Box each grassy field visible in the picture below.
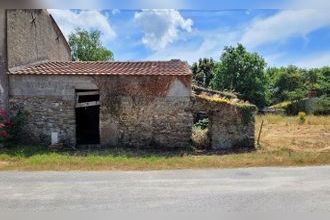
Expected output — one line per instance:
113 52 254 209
0 115 329 171
256 114 330 152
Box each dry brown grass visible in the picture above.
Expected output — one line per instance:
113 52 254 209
0 161 9 169
192 127 209 149
256 114 330 152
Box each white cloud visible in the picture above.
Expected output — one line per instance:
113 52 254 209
134 9 193 51
241 10 330 48
293 52 330 68
112 9 120 15
146 29 239 64
262 51 330 68
48 9 116 43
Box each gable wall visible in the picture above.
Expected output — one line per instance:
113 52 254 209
7 9 71 68
1 9 72 110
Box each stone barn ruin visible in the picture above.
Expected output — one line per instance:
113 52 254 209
1 9 256 150
8 61 193 148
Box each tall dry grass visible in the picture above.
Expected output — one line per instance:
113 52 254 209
192 127 209 149
256 114 330 152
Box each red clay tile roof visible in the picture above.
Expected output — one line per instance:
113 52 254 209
9 60 192 76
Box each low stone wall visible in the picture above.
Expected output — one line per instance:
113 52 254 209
209 107 255 149
192 95 256 150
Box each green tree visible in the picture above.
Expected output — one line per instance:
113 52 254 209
313 67 330 96
68 29 114 61
268 65 307 103
266 65 330 105
211 44 269 107
191 58 215 88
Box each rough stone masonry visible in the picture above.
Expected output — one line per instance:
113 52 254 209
8 61 196 149
8 62 256 150
1 9 256 150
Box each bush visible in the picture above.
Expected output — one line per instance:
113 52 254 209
8 110 28 143
298 112 306 124
192 127 209 149
285 96 330 115
194 118 209 130
285 100 307 115
0 109 11 145
0 109 28 146
313 96 330 115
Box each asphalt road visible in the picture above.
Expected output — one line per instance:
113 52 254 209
0 166 330 212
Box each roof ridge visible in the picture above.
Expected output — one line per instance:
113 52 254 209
8 60 192 76
47 60 186 63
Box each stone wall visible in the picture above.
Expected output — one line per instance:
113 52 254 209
9 75 97 146
7 9 71 68
100 96 192 148
9 75 192 148
96 75 192 148
209 107 255 149
192 95 256 150
0 10 8 110
9 74 255 150
9 96 76 146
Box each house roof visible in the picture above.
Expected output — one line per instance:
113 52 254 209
9 60 192 76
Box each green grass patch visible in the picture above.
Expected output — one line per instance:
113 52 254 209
0 145 329 171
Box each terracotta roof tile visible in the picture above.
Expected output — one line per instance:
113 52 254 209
9 60 192 76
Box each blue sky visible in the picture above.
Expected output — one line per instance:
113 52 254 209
49 9 330 68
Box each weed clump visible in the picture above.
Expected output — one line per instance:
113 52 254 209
298 112 306 124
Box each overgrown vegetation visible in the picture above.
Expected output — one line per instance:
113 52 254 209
192 126 209 149
272 96 330 115
0 109 28 147
194 118 209 130
196 93 257 116
298 112 306 124
314 96 330 115
0 110 10 145
192 44 330 112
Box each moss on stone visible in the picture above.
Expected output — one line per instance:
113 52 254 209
196 94 257 125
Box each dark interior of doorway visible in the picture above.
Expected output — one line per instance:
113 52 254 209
75 89 100 145
76 105 100 145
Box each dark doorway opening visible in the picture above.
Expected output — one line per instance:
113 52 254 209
76 106 100 145
75 90 100 145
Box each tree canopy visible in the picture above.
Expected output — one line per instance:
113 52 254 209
68 29 114 61
191 58 215 88
191 43 330 109
210 44 269 107
266 66 330 103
